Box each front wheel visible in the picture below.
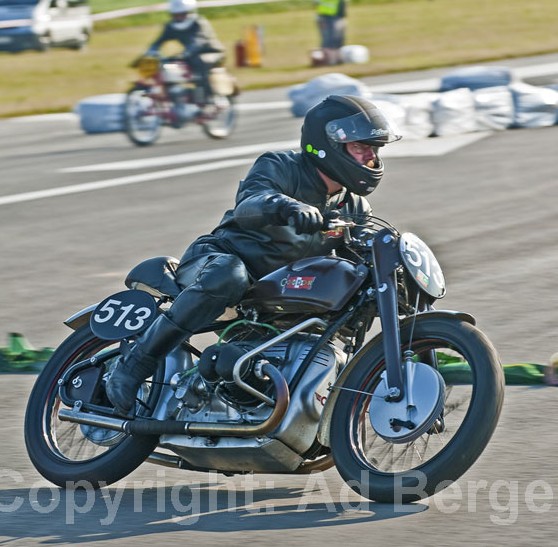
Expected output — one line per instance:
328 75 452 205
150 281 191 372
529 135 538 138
330 316 504 503
201 94 237 139
124 87 162 146
24 325 162 488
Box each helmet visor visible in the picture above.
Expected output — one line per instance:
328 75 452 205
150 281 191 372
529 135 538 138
325 110 402 146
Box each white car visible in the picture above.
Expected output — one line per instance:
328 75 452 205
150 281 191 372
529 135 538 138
0 0 92 52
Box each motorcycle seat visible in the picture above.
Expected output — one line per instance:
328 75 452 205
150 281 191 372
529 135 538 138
125 256 181 299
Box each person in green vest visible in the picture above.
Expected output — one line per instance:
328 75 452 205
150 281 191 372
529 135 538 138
315 0 347 65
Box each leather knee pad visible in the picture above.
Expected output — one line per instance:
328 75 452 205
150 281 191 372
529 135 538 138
167 254 250 331
197 254 250 303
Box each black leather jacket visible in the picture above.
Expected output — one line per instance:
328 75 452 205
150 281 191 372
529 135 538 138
148 15 225 60
191 151 372 280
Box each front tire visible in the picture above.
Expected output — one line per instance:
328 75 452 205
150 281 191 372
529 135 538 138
124 87 162 146
24 325 161 488
330 316 504 503
201 94 237 139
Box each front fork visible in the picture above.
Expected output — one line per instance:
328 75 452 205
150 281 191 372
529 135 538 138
371 229 406 400
371 230 440 402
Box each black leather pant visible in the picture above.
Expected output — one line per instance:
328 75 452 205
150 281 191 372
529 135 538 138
188 56 213 100
168 240 251 335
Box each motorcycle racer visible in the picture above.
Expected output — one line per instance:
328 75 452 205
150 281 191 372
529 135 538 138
106 95 402 414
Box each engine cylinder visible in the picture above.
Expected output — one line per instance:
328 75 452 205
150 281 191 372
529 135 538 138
197 342 270 406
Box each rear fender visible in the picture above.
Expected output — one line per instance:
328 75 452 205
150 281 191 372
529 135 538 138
64 304 98 331
317 310 475 447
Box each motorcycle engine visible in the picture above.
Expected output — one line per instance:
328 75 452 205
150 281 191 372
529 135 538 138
196 341 273 406
172 334 341 415
166 333 342 462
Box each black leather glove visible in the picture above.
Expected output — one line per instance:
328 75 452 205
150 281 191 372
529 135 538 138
280 202 324 235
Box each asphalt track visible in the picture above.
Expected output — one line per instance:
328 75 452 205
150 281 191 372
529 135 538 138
0 54 557 545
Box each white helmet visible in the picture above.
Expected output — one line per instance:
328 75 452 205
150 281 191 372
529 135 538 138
169 0 196 14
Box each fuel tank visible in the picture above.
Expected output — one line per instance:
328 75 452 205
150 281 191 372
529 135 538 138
241 256 368 313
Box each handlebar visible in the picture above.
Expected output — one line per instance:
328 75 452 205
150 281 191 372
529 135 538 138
323 217 356 231
131 53 188 67
321 210 355 231
161 56 189 63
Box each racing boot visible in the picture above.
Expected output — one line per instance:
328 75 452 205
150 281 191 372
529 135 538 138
106 313 190 415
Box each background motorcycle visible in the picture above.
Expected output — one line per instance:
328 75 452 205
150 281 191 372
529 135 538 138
24 216 504 503
124 55 238 146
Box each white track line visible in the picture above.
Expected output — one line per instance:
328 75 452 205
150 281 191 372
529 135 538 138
0 158 254 206
60 140 299 172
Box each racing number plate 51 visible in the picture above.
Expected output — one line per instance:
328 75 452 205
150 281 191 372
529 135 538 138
90 290 157 340
399 232 446 299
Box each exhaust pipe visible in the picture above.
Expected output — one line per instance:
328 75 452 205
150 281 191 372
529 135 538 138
58 363 289 437
146 452 183 468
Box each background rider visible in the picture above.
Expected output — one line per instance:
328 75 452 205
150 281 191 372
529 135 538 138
146 0 226 105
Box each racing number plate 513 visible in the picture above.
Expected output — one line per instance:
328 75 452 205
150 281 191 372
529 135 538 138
90 290 157 340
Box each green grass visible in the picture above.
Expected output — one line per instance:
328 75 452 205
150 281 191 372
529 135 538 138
90 0 165 12
1 0 558 117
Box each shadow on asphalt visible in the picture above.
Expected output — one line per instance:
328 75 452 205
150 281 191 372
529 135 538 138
0 482 427 541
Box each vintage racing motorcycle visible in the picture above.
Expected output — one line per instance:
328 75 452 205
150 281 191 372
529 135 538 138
24 216 504 503
124 55 238 146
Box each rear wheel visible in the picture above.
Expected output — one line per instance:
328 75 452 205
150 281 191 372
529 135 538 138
24 325 162 488
201 94 237 139
330 316 504 503
124 87 162 146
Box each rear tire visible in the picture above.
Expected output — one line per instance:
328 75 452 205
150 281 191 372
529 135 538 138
330 316 504 503
24 325 162 488
124 87 162 146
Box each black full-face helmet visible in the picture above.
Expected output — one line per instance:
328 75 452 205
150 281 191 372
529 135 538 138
301 95 402 196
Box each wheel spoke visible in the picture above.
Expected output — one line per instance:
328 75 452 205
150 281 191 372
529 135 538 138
412 440 426 463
